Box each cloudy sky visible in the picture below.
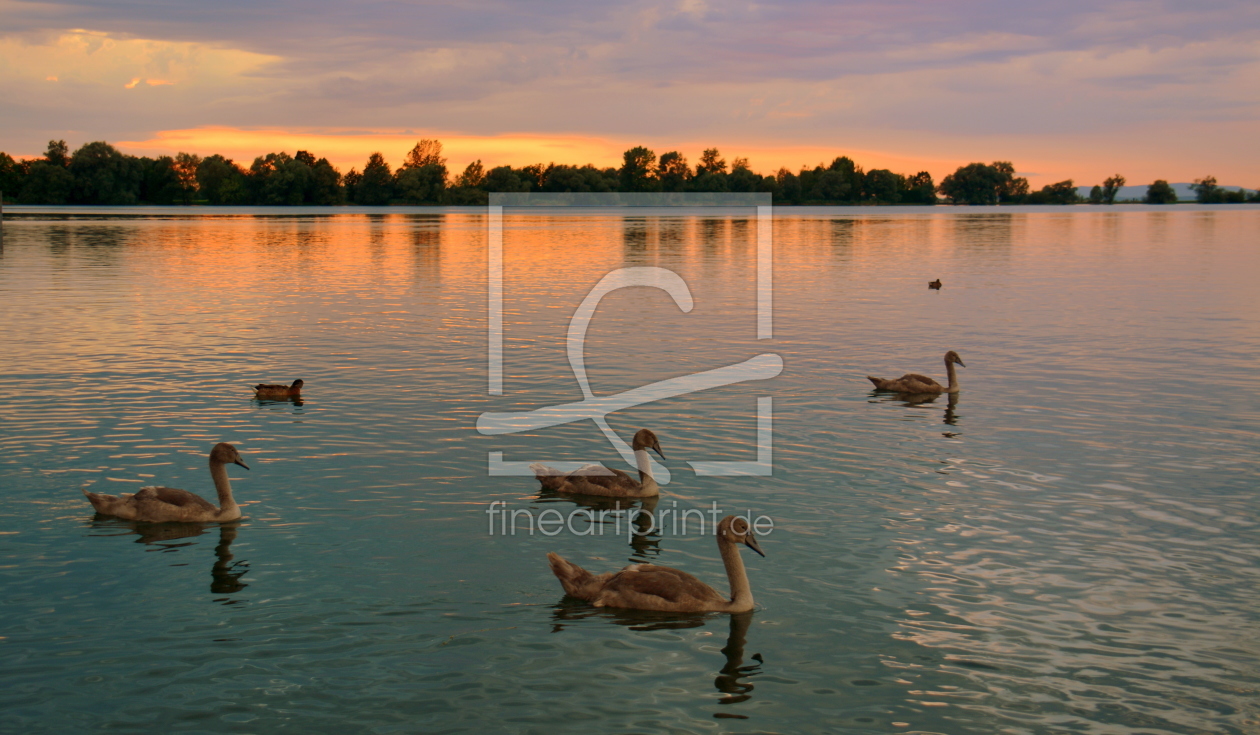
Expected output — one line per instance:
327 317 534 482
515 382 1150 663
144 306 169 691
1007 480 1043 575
2 0 1257 186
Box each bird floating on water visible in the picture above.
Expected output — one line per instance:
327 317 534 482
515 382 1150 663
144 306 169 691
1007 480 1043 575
867 351 966 394
254 379 303 399
547 515 765 612
82 443 250 523
928 279 942 290
530 428 666 498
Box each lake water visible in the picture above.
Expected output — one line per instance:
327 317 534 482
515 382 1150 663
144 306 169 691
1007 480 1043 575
1 204 1257 734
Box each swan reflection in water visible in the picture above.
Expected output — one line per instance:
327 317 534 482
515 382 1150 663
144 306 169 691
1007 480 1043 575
549 604 763 718
535 491 662 562
869 391 960 434
85 518 250 600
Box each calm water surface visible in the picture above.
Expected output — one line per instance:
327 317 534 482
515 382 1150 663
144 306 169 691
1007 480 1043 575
1 205 1258 734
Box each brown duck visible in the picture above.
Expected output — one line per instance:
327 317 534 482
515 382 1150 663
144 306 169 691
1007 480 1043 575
82 443 250 523
530 428 666 498
928 279 942 290
254 379 303 399
547 516 765 612
867 350 966 394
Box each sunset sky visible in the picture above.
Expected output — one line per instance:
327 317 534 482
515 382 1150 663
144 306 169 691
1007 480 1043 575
2 0 1257 187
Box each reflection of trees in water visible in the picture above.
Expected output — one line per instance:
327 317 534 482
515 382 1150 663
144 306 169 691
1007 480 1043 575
45 225 134 267
410 214 443 281
549 604 763 716
950 213 1017 251
622 217 649 256
86 518 249 602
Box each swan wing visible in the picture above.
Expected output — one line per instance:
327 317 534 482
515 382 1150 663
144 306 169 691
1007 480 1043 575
134 486 217 513
579 468 638 493
897 373 941 388
601 565 726 606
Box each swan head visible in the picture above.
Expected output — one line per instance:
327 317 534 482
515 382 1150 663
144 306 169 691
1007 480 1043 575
210 442 250 470
944 351 966 368
718 515 765 557
631 428 666 461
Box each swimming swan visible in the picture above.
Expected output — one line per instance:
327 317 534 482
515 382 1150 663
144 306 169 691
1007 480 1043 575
867 350 965 394
254 379 303 399
547 515 765 613
530 428 666 498
82 443 250 523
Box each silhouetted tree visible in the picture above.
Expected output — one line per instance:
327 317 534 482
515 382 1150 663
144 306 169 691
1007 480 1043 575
1189 176 1219 202
727 157 760 192
696 148 726 176
657 151 690 192
619 146 658 192
70 141 143 204
992 162 1029 202
45 140 70 168
1088 185 1104 204
1026 179 1078 205
396 163 446 204
863 168 903 203
1101 174 1125 204
774 168 801 204
403 140 446 169
249 152 313 205
457 160 485 188
356 152 394 205
939 162 1026 205
482 165 530 192
0 152 23 201
309 158 343 205
901 171 936 204
143 156 184 204
19 161 74 204
1145 180 1178 204
196 155 248 205
172 152 201 204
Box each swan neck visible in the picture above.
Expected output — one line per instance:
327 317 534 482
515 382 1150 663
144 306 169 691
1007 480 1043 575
945 360 960 393
718 534 754 611
209 460 237 517
635 449 659 495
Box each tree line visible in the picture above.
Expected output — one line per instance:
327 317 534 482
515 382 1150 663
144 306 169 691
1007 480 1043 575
1 139 1255 206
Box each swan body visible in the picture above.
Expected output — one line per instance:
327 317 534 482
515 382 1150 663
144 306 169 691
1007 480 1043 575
928 279 942 290
82 443 250 523
868 350 965 394
254 379 303 399
548 516 764 613
531 428 666 498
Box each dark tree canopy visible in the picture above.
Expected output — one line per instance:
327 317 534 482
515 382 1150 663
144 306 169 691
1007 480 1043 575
0 137 1221 207
619 146 658 192
1145 180 1178 204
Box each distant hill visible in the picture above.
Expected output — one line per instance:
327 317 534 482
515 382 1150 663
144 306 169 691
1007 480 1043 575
1074 182 1256 202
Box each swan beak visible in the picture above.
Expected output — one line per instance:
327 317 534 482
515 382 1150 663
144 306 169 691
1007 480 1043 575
235 460 250 470
955 359 966 368
652 444 666 461
744 535 765 557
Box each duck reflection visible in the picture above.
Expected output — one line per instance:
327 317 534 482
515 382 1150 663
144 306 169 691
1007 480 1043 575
549 604 763 715
536 491 661 561
869 391 960 432
252 395 305 408
85 519 249 600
